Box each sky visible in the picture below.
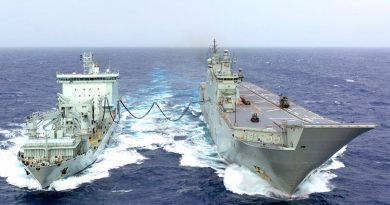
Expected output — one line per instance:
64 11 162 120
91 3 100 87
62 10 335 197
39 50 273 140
0 0 390 47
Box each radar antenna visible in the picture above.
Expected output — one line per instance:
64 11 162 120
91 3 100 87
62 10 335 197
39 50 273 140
81 52 94 74
80 52 100 74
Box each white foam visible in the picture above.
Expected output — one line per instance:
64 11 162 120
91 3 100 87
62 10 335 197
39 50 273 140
189 106 202 116
334 100 342 105
303 100 324 104
293 148 347 198
161 109 349 199
164 141 208 168
0 129 13 138
7 123 23 128
124 133 172 150
0 126 145 191
111 189 133 193
223 164 280 196
0 76 349 197
220 146 348 199
0 128 41 189
18 91 175 190
50 148 144 191
121 95 215 171
0 110 349 197
0 73 176 191
345 79 355 83
144 105 346 199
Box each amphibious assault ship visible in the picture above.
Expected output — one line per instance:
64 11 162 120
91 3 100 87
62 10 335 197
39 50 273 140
17 52 120 188
199 40 377 195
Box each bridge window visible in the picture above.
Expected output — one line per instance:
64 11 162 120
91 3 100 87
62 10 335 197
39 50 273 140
58 77 118 81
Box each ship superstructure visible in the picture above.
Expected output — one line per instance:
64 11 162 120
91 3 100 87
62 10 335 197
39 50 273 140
199 40 377 195
18 52 119 188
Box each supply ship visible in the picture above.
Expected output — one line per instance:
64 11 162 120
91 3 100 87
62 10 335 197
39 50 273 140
17 52 120 188
199 40 377 195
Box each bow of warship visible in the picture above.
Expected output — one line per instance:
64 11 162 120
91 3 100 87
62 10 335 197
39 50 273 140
17 52 120 188
199 40 377 195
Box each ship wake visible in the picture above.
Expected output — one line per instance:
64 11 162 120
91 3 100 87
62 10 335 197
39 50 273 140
0 101 347 197
0 125 145 191
0 67 348 196
116 98 349 199
222 147 346 199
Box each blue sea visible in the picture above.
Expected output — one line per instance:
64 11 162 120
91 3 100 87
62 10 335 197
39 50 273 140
0 48 389 204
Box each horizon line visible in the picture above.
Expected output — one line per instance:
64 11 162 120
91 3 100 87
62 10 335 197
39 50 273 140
1 46 390 49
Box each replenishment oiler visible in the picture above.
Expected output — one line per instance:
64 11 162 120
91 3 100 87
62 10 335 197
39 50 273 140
17 52 119 188
199 40 377 195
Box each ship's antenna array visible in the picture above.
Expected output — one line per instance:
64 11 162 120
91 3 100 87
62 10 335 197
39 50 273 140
80 52 94 74
210 38 218 54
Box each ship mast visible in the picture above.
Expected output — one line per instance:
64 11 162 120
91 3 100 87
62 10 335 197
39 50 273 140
212 39 218 54
81 52 100 74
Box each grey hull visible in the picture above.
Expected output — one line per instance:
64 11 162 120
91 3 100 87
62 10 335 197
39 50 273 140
201 93 373 195
199 46 376 195
18 52 121 189
201 85 373 195
23 121 117 188
231 127 371 194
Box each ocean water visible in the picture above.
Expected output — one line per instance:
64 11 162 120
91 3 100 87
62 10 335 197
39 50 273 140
0 48 389 204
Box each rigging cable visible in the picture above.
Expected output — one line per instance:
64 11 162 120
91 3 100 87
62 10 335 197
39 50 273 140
102 97 205 123
120 100 193 122
120 100 156 120
104 98 120 123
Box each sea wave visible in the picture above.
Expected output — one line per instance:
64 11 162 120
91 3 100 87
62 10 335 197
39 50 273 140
0 124 145 191
116 98 349 199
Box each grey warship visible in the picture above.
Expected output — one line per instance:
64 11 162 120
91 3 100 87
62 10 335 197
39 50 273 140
199 40 377 195
17 52 119 188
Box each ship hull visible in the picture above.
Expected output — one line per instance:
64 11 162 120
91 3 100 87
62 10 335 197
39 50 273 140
201 89 371 195
22 121 117 189
226 128 369 195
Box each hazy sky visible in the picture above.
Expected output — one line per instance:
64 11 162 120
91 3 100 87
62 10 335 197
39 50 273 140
1 0 390 47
